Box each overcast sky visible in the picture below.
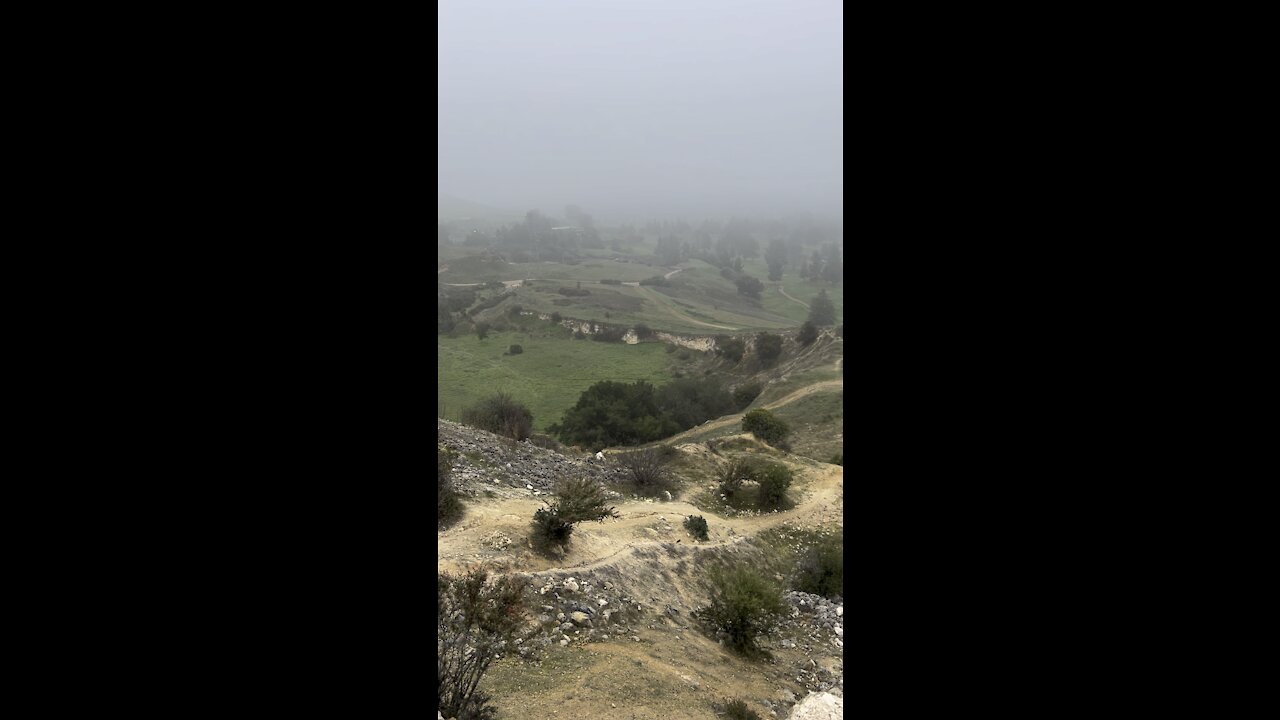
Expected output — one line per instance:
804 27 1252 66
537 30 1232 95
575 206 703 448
438 0 842 223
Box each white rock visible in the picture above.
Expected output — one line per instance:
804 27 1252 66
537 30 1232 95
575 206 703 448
560 639 568 646
786 692 843 720
526 484 533 490
833 626 843 637
564 580 579 592
598 599 608 606
836 607 843 617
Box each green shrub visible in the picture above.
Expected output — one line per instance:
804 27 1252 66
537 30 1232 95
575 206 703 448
507 344 523 355
716 336 745 363
665 344 677 353
550 312 562 323
732 382 762 409
633 323 653 339
724 699 762 720
742 409 790 448
638 275 669 286
438 445 463 529
600 278 622 285
438 569 528 720
755 461 793 510
794 535 843 599
507 304 523 317
461 392 534 441
830 452 842 466
530 476 618 553
474 321 491 340
696 563 786 656
684 515 709 541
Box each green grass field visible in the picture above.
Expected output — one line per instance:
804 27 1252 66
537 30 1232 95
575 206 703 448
437 331 676 432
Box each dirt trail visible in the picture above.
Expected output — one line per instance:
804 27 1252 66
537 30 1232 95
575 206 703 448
656 379 844 445
437 461 842 576
777 284 809 309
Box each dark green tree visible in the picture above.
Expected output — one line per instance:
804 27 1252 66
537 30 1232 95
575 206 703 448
808 290 836 326
765 238 786 281
797 320 819 346
755 332 783 366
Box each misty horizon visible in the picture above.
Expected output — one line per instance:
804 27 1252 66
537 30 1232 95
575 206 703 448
438 0 843 223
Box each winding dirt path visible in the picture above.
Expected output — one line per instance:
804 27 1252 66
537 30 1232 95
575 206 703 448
777 284 809 309
437 460 843 576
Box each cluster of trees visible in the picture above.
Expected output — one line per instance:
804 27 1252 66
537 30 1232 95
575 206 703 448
549 378 740 449
713 332 782 367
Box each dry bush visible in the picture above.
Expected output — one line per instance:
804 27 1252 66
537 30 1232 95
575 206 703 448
438 570 528 720
614 447 676 497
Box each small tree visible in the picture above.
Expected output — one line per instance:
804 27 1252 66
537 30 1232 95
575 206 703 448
475 321 491 340
716 336 745 363
507 344 523 355
742 409 790 448
531 476 618 553
696 563 786 656
438 570 529 720
755 332 783 367
808 290 836 326
797 321 819 346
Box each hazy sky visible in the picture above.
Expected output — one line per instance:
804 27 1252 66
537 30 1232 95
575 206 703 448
438 0 842 222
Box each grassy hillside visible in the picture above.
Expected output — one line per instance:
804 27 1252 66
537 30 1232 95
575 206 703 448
438 330 678 432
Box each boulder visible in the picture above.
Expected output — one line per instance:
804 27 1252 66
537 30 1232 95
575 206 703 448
787 692 843 720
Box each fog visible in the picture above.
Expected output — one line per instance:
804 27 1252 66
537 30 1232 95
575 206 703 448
438 0 843 223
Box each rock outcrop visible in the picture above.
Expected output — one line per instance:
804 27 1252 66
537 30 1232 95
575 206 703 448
787 692 843 720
